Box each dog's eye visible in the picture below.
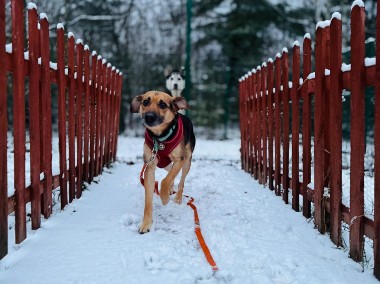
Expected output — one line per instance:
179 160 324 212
170 78 174 80
142 99 149 106
159 101 167 109
178 78 181 81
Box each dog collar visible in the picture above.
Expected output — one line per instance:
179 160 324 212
144 115 184 168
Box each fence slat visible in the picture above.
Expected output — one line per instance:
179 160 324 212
281 50 290 204
291 44 300 212
40 17 53 218
89 53 97 182
57 26 68 209
314 26 328 234
12 0 27 244
113 73 123 159
28 7 41 230
329 16 343 247
267 61 274 190
247 73 253 174
261 65 268 184
251 71 258 178
76 42 84 199
0 0 8 259
67 35 76 202
99 61 106 173
274 56 282 196
256 69 262 183
83 47 90 182
349 5 365 262
302 35 312 219
374 0 380 278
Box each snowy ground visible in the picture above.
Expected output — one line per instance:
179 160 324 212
1 135 378 283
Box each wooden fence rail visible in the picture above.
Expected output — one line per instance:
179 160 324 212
239 2 380 280
0 1 123 259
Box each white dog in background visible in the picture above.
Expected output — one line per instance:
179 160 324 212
166 69 185 98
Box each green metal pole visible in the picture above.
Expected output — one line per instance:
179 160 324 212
184 0 192 104
224 66 231 139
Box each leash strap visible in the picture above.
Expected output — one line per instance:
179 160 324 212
139 164 218 271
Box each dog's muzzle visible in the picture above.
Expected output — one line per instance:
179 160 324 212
142 112 163 127
173 83 178 90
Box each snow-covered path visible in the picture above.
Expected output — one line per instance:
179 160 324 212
0 137 377 283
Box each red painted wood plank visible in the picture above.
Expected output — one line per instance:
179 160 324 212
302 36 312 219
329 16 343 247
67 35 76 202
251 72 257 178
314 26 328 234
108 69 116 163
0 0 8 259
104 65 111 166
281 50 290 204
56 26 68 209
256 69 262 183
76 41 84 199
261 65 268 184
291 44 300 212
349 5 365 263
40 17 53 218
249 72 255 175
267 61 274 190
28 7 41 230
99 61 106 173
95 57 103 176
113 73 123 159
274 56 282 196
83 47 91 183
89 52 97 182
12 0 27 244
374 0 380 279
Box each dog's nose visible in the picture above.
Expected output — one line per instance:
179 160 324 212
143 112 160 127
173 83 178 89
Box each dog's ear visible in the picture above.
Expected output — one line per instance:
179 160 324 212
164 65 173 78
172 96 189 111
130 95 143 113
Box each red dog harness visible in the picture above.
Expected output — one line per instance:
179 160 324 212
144 115 184 168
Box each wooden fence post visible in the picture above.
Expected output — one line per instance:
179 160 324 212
12 0 27 244
256 68 262 183
281 49 290 204
252 71 258 179
57 25 68 209
349 4 365 263
89 52 97 182
67 34 76 202
291 42 300 212
95 56 103 176
40 15 53 218
314 24 329 234
247 72 252 174
83 46 91 182
76 40 84 199
302 34 312 219
274 55 282 196
109 68 117 162
28 6 41 230
267 60 274 190
329 13 343 247
374 0 380 278
261 64 268 184
0 0 8 259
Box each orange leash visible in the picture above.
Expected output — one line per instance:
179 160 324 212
139 164 219 271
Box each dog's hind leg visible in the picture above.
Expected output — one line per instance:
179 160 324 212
174 156 191 204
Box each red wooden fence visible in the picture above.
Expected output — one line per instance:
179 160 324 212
239 2 380 279
0 1 123 259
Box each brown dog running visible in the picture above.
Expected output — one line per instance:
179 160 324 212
130 91 196 233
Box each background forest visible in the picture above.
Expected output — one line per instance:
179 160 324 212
4 0 377 138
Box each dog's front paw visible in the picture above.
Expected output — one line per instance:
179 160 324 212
174 192 182 204
138 220 152 234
